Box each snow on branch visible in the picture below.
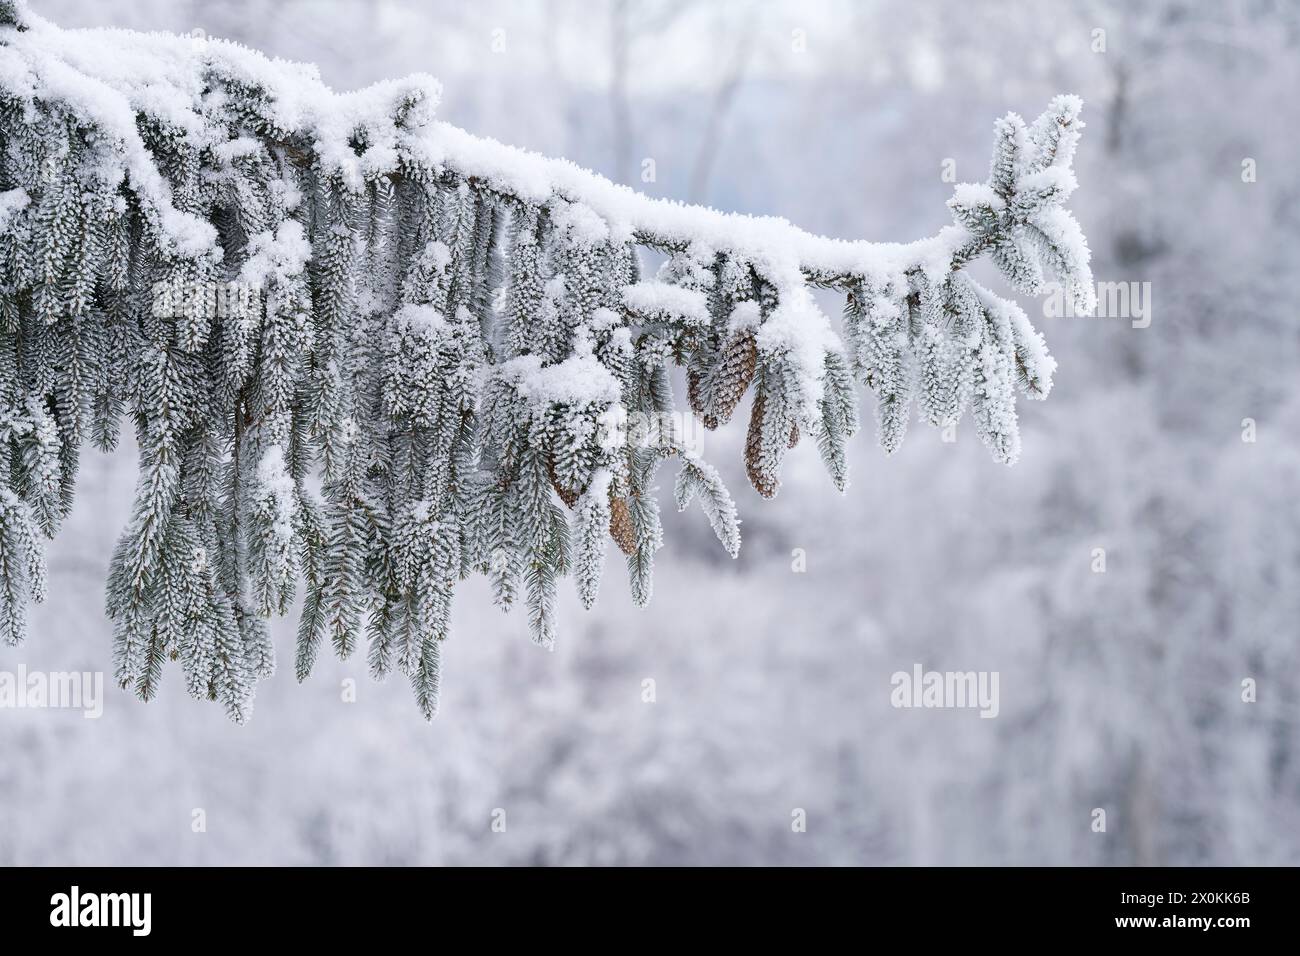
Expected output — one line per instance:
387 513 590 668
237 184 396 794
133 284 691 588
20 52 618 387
0 1 1094 719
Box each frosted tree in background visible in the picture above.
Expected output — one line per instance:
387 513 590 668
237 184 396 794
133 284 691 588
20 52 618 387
0 0 1094 720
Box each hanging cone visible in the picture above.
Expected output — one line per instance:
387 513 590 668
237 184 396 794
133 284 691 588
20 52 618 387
609 495 637 555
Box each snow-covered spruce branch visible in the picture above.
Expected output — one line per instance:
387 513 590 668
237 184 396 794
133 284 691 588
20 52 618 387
0 1 1094 720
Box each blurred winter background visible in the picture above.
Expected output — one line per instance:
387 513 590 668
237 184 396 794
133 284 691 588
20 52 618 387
2 0 1298 865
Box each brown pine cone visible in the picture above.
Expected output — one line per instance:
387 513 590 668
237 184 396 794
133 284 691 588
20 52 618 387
609 495 637 555
706 327 757 429
745 389 778 499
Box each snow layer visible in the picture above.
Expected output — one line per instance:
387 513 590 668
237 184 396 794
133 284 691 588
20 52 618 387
499 353 622 410
0 1 1070 300
620 281 709 325
0 186 27 229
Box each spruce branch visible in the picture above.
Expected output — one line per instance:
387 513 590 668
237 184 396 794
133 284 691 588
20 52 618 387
0 3 1095 719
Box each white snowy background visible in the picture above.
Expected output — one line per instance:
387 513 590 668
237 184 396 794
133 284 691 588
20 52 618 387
2 0 1298 865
